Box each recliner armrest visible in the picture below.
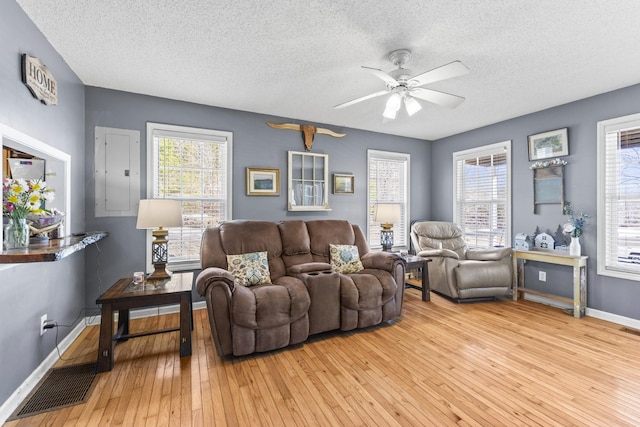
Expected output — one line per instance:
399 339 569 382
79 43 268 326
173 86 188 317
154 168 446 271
465 247 512 261
417 248 460 259
360 251 404 272
196 267 236 296
287 262 332 274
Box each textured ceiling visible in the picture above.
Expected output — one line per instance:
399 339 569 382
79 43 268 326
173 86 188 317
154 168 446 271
16 0 640 141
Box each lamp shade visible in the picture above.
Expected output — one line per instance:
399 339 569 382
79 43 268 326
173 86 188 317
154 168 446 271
136 199 183 229
374 203 401 224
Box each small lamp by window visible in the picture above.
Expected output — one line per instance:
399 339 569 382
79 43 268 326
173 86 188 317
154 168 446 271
375 203 401 252
136 199 183 280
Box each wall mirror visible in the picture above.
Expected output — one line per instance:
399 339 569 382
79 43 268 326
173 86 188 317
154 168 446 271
1 123 70 258
287 151 330 211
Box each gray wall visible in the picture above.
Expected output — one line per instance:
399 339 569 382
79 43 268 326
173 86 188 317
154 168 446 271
0 1 86 405
432 83 640 320
84 87 431 308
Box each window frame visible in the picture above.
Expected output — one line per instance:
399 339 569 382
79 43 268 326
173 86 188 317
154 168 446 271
146 122 233 272
367 149 410 251
452 140 511 249
597 112 640 281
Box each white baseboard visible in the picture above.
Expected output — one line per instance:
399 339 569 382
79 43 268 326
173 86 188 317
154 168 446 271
0 301 206 425
523 294 640 329
585 307 640 329
523 293 572 310
0 319 87 424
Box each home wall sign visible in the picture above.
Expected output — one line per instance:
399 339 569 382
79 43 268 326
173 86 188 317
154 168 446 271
21 54 58 105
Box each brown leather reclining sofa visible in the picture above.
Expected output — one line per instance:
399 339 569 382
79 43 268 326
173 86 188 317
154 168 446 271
196 219 406 357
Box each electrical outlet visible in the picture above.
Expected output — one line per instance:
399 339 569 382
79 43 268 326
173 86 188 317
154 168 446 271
539 271 547 282
40 314 48 336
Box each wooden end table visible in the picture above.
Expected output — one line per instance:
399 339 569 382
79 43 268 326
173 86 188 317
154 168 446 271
96 272 193 372
403 255 432 302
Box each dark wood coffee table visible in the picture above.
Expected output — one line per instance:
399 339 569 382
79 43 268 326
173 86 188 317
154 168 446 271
403 255 432 302
96 272 193 372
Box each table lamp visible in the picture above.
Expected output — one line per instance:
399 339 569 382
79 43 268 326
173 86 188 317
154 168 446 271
375 203 401 252
136 199 183 280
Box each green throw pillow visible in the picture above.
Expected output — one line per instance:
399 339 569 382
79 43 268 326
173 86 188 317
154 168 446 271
329 244 364 273
226 251 272 286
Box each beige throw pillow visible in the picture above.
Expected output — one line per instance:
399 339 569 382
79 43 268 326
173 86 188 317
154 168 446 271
226 251 272 286
329 244 364 273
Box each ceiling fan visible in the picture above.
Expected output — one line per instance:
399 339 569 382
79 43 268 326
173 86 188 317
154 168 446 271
334 49 470 119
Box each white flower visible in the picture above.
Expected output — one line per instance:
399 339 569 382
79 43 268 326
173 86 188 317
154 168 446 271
563 223 575 234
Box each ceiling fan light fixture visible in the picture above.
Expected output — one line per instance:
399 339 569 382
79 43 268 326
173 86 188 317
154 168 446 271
385 92 402 111
382 105 398 120
404 96 422 116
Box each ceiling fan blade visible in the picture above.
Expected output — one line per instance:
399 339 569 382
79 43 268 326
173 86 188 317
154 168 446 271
334 90 389 109
362 66 399 86
408 61 470 87
411 87 466 109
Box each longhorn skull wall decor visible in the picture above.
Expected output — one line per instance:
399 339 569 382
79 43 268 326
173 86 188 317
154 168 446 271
266 122 346 151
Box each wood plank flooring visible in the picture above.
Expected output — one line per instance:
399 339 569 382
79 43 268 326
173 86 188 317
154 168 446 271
6 289 640 426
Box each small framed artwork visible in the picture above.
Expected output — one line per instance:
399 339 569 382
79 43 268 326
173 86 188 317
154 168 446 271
333 173 354 194
528 128 569 161
246 167 280 196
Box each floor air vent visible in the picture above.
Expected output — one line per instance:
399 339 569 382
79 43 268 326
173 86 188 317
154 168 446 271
9 363 97 420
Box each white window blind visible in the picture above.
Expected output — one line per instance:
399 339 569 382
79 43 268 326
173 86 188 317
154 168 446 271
147 122 232 271
453 141 511 248
597 113 640 280
367 150 410 249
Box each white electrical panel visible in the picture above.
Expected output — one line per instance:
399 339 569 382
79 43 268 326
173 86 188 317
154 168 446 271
95 126 140 217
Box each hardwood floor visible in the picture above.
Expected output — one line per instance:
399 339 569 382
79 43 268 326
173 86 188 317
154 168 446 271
6 289 640 426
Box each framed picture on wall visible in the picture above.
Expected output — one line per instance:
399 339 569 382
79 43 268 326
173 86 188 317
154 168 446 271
333 173 354 194
528 128 569 161
246 167 280 196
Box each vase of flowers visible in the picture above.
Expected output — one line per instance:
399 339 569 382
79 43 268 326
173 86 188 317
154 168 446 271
6 217 29 249
2 178 55 249
562 203 589 256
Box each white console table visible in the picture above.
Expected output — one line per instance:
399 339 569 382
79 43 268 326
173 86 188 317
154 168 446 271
513 249 588 318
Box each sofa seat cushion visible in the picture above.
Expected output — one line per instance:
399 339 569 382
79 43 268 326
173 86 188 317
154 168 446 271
231 276 310 330
340 269 398 310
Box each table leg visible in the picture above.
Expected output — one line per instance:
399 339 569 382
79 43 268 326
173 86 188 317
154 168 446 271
179 294 192 357
574 265 586 318
421 262 431 302
116 309 129 341
97 303 114 372
513 257 519 301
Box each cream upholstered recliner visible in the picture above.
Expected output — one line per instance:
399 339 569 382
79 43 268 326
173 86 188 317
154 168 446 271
410 221 513 302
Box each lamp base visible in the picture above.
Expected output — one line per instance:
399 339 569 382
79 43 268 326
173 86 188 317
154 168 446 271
147 264 172 281
380 229 394 252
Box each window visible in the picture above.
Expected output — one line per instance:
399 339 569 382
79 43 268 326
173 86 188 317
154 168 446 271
367 150 410 250
147 123 232 271
597 113 640 280
453 141 511 248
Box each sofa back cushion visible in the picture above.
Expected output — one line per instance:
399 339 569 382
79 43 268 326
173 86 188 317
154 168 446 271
279 220 314 268
305 220 369 263
204 220 287 280
411 221 467 258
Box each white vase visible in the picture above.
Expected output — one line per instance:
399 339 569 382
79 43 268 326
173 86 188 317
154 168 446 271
569 236 581 256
